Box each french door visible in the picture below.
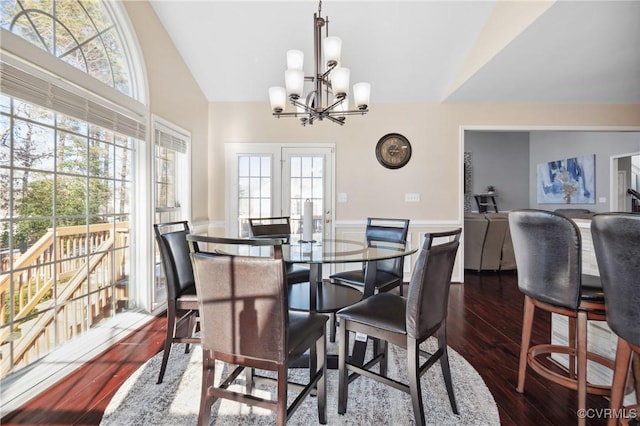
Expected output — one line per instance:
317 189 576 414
226 143 335 241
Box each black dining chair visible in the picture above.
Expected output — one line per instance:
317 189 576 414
248 216 310 285
336 229 461 426
330 217 410 295
186 235 328 426
591 213 640 426
509 209 612 426
153 221 200 384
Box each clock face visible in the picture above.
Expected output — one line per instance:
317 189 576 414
375 133 412 169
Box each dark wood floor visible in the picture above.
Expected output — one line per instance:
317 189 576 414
4 271 612 425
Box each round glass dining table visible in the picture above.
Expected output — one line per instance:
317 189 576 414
286 236 417 367
283 236 416 304
205 235 417 367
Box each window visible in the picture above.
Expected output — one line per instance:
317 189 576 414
152 117 190 309
0 0 147 381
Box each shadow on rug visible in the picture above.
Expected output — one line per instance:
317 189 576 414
101 338 499 425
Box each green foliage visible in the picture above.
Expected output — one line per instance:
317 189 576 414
14 175 111 246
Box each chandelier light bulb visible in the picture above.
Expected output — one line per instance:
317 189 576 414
323 36 342 67
286 49 304 70
285 69 304 99
268 86 287 113
330 67 350 98
353 82 371 110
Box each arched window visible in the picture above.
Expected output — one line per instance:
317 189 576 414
0 0 147 386
2 0 139 98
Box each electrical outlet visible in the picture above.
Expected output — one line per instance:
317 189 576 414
405 193 420 202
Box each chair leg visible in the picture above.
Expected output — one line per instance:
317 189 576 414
517 296 535 393
577 311 587 426
380 339 389 376
157 304 176 384
309 330 318 397
276 364 287 426
198 353 215 426
438 329 459 414
338 318 349 415
329 313 336 343
246 368 254 394
317 332 327 424
608 339 632 426
185 312 196 354
408 338 425 426
568 316 577 379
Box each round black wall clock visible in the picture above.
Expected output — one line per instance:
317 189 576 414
375 133 412 169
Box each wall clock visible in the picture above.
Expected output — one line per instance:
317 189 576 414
375 133 412 169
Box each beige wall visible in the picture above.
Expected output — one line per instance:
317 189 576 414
209 102 640 225
121 2 639 281
121 2 640 235
123 1 209 223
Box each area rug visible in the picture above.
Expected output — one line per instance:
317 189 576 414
101 338 499 425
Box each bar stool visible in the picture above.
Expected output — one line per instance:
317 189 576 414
591 213 640 426
508 209 613 426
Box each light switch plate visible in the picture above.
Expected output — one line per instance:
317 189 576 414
338 193 348 203
405 193 420 202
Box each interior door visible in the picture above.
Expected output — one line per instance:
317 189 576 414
226 143 334 240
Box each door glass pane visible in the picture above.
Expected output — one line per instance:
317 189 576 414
289 155 324 241
237 155 272 237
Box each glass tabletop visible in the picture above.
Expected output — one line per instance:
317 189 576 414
204 235 416 264
284 237 416 264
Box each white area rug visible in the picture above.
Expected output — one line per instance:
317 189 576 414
101 338 499 425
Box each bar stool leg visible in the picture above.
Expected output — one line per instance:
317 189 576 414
608 339 632 426
569 316 577 380
517 296 535 393
577 311 588 426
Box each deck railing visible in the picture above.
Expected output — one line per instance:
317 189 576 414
0 223 129 377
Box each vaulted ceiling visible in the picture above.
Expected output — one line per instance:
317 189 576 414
149 0 640 105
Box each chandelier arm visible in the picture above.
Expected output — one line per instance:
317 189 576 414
327 109 368 116
289 97 312 113
272 112 310 117
325 115 345 125
319 63 337 81
316 96 345 114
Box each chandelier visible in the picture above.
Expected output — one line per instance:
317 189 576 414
268 1 370 126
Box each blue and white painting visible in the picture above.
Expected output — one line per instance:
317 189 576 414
537 154 595 204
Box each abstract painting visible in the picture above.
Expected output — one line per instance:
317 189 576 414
537 154 595 204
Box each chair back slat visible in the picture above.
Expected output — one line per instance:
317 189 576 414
591 213 640 346
365 218 410 277
154 221 195 300
508 209 582 310
248 217 292 238
406 229 460 340
188 236 288 364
